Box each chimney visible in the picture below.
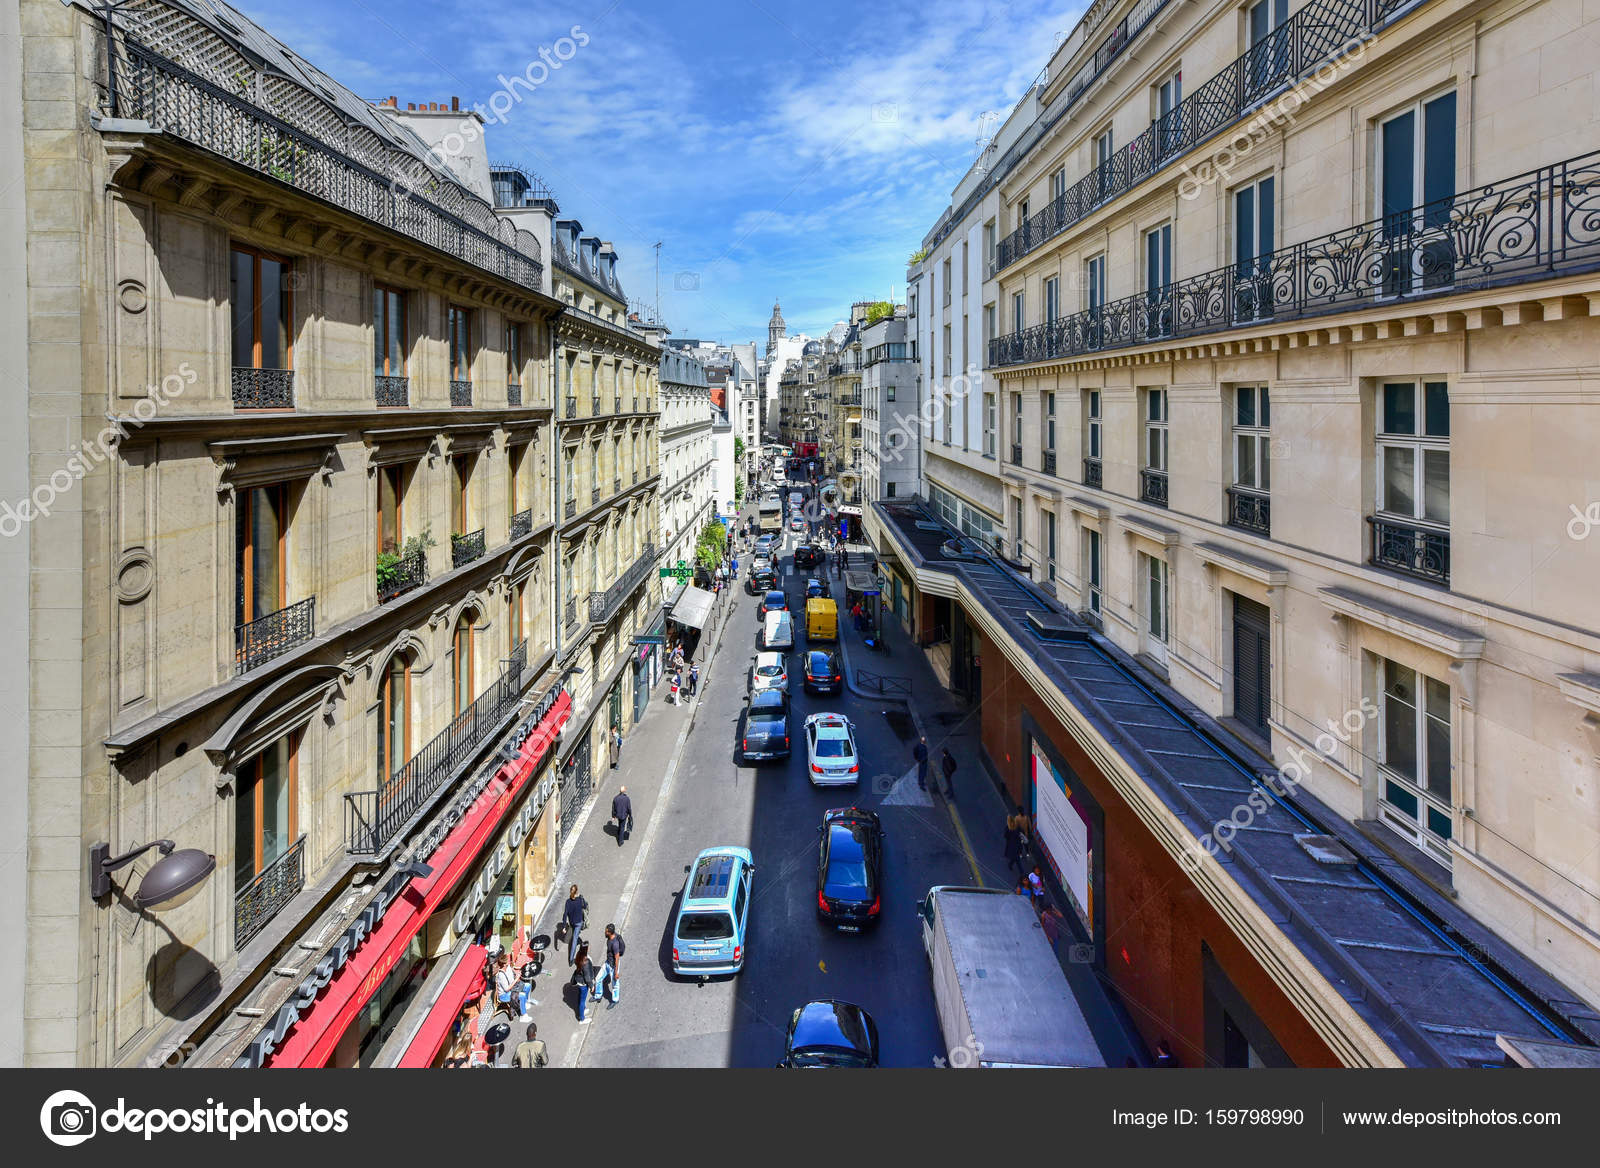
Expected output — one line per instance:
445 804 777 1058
407 102 416 110
451 96 460 111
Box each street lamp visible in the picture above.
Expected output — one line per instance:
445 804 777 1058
88 839 215 910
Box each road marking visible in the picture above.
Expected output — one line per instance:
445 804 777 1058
879 763 934 807
947 801 984 888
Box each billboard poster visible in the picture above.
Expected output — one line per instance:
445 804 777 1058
1031 739 1093 938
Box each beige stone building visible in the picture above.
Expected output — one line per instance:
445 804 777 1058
879 0 1600 1064
2 0 659 1068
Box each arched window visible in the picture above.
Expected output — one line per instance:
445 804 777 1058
452 611 477 715
379 652 412 779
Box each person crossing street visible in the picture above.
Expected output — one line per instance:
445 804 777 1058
591 924 625 1008
610 785 633 847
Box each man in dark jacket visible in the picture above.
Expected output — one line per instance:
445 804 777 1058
611 786 633 847
913 736 929 791
940 747 958 800
562 885 588 964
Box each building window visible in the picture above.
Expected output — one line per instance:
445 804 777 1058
1011 392 1023 450
1012 497 1024 559
1246 0 1289 95
452 454 474 534
1017 198 1030 231
1044 509 1057 581
886 481 898 498
1233 386 1271 490
1155 69 1182 156
1233 176 1276 320
1083 527 1102 615
448 305 473 383
235 730 299 898
983 392 996 456
1379 91 1457 296
1377 657 1453 863
1143 388 1168 472
984 221 996 265
943 258 952 305
1093 127 1114 199
377 464 408 554
452 610 476 717
1044 276 1059 324
1050 167 1066 202
1085 255 1106 313
1373 380 1450 580
1143 553 1170 651
1085 389 1102 461
231 246 293 373
236 483 288 631
374 285 407 378
506 322 523 389
1145 223 1173 336
984 304 996 348
1012 291 1025 331
1044 392 1056 452
378 653 412 780
887 382 896 402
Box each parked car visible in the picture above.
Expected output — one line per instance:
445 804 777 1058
779 1000 880 1068
672 847 754 978
802 650 843 695
751 651 789 695
741 689 790 762
803 712 859 786
759 589 789 618
793 544 823 569
816 807 883 931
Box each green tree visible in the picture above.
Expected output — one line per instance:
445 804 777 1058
908 246 930 265
864 300 894 325
694 520 728 572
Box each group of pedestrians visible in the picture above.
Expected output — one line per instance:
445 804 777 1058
667 642 700 706
912 734 959 800
558 884 627 1026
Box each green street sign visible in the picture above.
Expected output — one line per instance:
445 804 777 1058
660 559 692 582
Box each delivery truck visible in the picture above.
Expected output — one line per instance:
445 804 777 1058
917 885 1105 1067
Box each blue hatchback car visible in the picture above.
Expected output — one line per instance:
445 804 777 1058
672 847 755 978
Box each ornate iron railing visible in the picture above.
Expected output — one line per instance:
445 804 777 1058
991 148 1600 367
1227 487 1272 536
450 379 473 407
374 374 409 407
1043 450 1057 476
1083 457 1103 488
507 381 522 407
377 547 427 602
451 528 485 567
232 366 294 409
588 542 659 626
1140 468 1169 508
234 834 305 950
994 0 1424 274
510 508 533 540
1368 515 1450 585
234 596 316 674
111 43 542 291
345 641 528 854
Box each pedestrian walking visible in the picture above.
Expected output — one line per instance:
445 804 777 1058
611 785 633 846
561 884 588 965
493 952 530 1020
914 736 929 791
1003 816 1028 879
512 1022 548 1068
572 944 596 1023
591 924 625 1007
940 746 958 800
689 663 700 697
1026 863 1046 910
670 670 681 705
1039 904 1067 957
609 722 622 769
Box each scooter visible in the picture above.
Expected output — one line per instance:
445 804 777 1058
862 632 890 654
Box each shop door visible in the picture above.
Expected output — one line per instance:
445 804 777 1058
1232 594 1272 739
559 729 594 846
608 682 623 735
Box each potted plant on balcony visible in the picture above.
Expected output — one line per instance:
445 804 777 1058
376 530 435 592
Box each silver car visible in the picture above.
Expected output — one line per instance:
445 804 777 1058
751 651 789 695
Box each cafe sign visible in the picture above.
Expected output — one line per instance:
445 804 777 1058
451 773 555 936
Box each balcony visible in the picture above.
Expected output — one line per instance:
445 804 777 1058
1083 457 1103 488
233 834 305 950
510 508 533 540
234 596 316 675
1043 450 1057 476
450 379 472 407
345 642 530 855
566 394 578 419
1368 515 1450 586
864 341 917 366
507 381 522 407
377 547 427 603
989 148 1600 368
232 367 294 409
1140 468 1169 508
588 542 659 626
451 528 485 567
375 374 409 407
1227 487 1271 536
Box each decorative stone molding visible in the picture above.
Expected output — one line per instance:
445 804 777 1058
114 549 155 604
207 433 343 499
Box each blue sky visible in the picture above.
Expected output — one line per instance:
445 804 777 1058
236 0 1081 344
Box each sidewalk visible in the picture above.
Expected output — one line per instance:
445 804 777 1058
833 546 1149 1067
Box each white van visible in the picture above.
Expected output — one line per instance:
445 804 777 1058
762 609 794 651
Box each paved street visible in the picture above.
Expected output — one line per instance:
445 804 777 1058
533 523 976 1067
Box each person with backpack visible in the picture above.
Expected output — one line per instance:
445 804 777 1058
591 924 625 1008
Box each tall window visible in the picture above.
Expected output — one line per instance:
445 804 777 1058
983 392 996 457
1380 92 1457 295
1011 392 1022 454
231 246 293 371
1377 658 1453 862
1083 528 1102 616
1093 127 1114 199
1377 380 1450 528
1085 255 1107 313
984 304 996 348
1012 497 1024 559
1016 198 1030 231
1233 386 1271 491
1043 392 1056 452
984 221 996 265
1155 69 1182 156
1246 0 1289 94
235 731 299 893
236 484 287 631
1044 509 1057 581
942 258 952 305
1012 291 1025 331
1143 553 1170 651
1050 167 1066 203
1233 176 1276 320
1084 390 1102 463
512 580 527 645
374 285 406 378
452 611 476 716
506 322 523 389
1044 277 1059 324
508 442 527 518
377 464 407 554
452 454 473 534
1145 224 1173 336
448 305 473 383
378 653 411 779
1143 388 1168 473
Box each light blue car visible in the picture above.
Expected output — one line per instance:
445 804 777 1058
672 847 755 978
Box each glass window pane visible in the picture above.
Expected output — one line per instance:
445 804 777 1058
1260 440 1271 491
1236 435 1257 487
1235 187 1255 268
234 768 258 888
260 737 293 866
249 486 283 618
231 251 255 367
1237 387 1255 427
1260 386 1270 427
259 257 286 369
1425 714 1451 801
1384 662 1418 780
1382 382 1415 435
373 288 384 375
1423 450 1450 524
1259 178 1274 254
1426 805 1452 841
1384 779 1419 820
1382 446 1415 515
1424 381 1449 436
1089 422 1101 458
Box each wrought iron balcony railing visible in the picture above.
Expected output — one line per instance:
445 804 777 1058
990 148 1600 368
1140 468 1169 508
1227 487 1272 536
377 548 427 603
993 0 1423 275
110 42 543 292
234 834 305 950
375 374 409 407
1043 450 1057 476
588 542 659 626
1368 515 1450 586
345 641 529 854
232 366 294 409
1083 457 1103 488
510 508 533 540
507 381 522 407
450 379 473 407
234 596 316 675
451 528 485 567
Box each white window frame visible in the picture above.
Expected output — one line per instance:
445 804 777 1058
1376 380 1450 528
1376 656 1454 864
1083 526 1102 616
1043 391 1056 452
1142 552 1170 659
1085 255 1106 312
1085 389 1102 463
983 392 996 457
1232 385 1271 491
1012 291 1025 331
1044 276 1059 324
1143 388 1169 473
1044 508 1057 581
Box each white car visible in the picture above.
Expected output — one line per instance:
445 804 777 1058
804 713 859 786
751 651 789 695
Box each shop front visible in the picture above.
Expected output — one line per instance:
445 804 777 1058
633 612 665 722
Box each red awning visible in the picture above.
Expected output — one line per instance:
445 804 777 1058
265 690 571 1067
396 943 487 1068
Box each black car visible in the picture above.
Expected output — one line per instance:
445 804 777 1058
816 808 883 931
742 689 790 762
779 1000 880 1068
802 650 843 695
794 544 823 569
759 590 789 618
748 559 776 593
804 577 829 600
